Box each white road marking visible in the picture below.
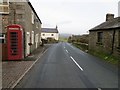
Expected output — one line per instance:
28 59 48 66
98 88 102 90
11 48 48 88
70 56 83 71
66 50 69 53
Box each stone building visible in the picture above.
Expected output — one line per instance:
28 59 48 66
89 14 120 57
0 0 10 60
0 0 42 60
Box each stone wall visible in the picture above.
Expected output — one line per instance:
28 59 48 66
1 1 42 60
70 34 89 44
89 29 120 57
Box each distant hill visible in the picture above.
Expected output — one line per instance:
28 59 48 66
59 33 72 42
59 33 72 38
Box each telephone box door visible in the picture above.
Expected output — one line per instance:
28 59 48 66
7 25 24 60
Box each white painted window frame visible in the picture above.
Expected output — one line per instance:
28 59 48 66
31 11 34 24
35 34 38 43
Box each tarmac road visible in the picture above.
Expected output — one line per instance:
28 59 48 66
15 42 118 88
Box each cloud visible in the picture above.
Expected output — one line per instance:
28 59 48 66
57 21 73 25
118 1 120 16
36 0 119 3
30 0 118 34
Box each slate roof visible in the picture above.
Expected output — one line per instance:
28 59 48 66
41 28 59 33
89 17 120 31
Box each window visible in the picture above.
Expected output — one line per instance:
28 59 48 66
0 33 5 43
31 11 34 24
42 34 45 36
97 32 103 43
0 4 9 14
51 34 54 36
35 18 39 28
3 0 9 5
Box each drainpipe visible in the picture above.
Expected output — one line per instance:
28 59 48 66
111 30 115 54
13 9 16 24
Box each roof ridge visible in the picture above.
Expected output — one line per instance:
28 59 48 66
89 16 120 31
41 28 59 33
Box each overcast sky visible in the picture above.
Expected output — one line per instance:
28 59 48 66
29 0 119 35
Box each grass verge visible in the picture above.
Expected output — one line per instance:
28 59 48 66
72 43 119 66
72 43 88 52
89 50 119 66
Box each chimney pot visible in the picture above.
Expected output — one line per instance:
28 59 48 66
106 13 114 21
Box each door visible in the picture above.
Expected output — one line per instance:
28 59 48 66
8 31 22 60
26 32 30 56
35 34 38 48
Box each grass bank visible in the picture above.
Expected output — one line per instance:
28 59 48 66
72 42 88 52
72 42 119 66
89 50 119 66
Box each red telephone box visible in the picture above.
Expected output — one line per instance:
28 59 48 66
7 24 24 60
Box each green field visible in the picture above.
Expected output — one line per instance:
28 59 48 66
59 37 68 42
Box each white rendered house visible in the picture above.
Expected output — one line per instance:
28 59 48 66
41 26 59 41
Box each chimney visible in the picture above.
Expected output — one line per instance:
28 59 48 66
56 25 58 29
106 13 114 21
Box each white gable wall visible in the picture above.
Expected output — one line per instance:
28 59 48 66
41 32 59 40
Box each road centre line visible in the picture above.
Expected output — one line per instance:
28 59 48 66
70 56 83 71
98 88 102 90
66 50 69 53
